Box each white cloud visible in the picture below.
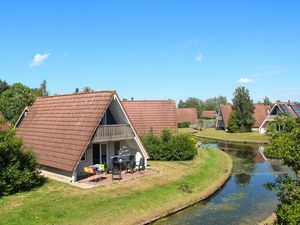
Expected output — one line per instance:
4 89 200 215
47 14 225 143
238 77 255 84
29 53 50 67
195 53 203 62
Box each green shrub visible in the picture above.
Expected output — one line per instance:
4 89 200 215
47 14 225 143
0 123 44 196
178 121 191 128
141 129 198 161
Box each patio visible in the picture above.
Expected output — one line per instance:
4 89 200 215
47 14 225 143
78 169 153 186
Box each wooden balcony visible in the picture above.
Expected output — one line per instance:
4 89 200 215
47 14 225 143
92 124 135 142
266 115 278 121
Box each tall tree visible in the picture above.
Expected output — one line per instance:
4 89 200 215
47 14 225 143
265 115 300 224
0 79 10 96
263 96 273 106
228 86 255 132
74 88 79 94
0 83 36 123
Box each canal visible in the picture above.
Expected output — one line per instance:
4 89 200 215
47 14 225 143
154 141 292 225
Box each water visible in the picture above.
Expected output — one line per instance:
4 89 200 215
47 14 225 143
154 141 292 225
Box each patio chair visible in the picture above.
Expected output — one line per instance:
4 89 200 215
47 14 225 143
126 155 136 174
137 158 145 172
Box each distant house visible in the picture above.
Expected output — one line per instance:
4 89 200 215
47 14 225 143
216 104 269 131
259 101 300 134
122 100 177 136
201 110 217 119
0 112 9 131
15 91 148 182
176 108 198 127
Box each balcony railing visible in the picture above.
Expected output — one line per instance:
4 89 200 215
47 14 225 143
92 124 135 142
266 115 278 121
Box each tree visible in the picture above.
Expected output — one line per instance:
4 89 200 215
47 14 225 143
82 86 94 93
228 87 255 133
31 80 49 97
265 115 300 224
74 88 79 94
0 122 44 196
178 97 204 118
0 79 10 96
263 96 273 106
0 83 36 123
204 96 227 111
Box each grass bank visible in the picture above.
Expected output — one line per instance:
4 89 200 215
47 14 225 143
181 128 270 144
0 148 232 225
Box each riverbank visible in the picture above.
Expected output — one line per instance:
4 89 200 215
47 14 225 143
180 128 270 144
0 148 232 225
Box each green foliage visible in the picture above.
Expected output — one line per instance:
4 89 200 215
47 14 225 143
178 121 191 128
0 79 10 95
227 111 239 133
0 83 36 123
82 86 94 93
265 175 300 225
178 98 204 118
265 115 300 224
141 129 198 161
265 115 300 173
0 123 44 196
263 96 273 106
31 80 49 97
228 87 255 133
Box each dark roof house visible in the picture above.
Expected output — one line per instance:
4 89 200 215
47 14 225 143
259 101 300 134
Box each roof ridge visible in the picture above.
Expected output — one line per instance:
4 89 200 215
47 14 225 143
122 99 175 102
37 90 116 99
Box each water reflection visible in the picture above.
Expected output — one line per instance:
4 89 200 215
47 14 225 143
154 141 291 225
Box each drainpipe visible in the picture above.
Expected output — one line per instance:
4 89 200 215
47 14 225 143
71 171 77 183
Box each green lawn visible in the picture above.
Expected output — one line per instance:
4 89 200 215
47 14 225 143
0 148 231 225
180 128 270 144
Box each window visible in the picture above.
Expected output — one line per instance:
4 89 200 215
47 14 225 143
114 141 121 155
80 152 86 162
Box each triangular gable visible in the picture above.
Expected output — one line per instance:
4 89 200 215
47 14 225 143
16 91 116 172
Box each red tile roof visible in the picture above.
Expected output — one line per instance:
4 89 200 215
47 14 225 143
219 105 232 129
253 105 270 128
219 104 270 129
176 108 198 125
201 110 216 119
122 100 177 135
16 91 115 172
0 112 9 131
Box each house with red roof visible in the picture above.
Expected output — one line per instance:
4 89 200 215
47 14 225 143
216 104 270 131
176 108 198 127
15 91 148 182
201 110 217 119
0 112 9 131
122 100 177 135
259 101 300 134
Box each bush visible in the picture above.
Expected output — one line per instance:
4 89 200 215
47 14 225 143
0 123 44 196
178 121 191 128
141 129 198 161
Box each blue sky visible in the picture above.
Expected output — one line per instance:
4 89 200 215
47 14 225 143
0 1 299 103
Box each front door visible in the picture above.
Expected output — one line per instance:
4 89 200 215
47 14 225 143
92 143 108 166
